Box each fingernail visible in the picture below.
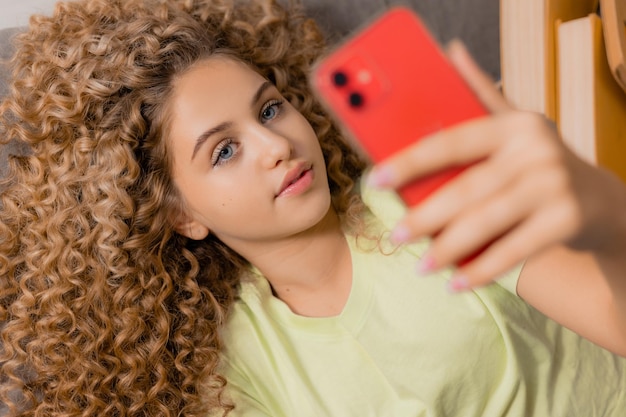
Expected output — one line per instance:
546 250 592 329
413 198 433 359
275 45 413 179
446 38 467 54
416 253 436 274
390 225 411 244
447 274 470 293
367 165 394 188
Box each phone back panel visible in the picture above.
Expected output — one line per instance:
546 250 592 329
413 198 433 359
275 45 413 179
311 7 488 207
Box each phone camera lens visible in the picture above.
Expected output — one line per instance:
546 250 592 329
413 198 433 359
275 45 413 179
348 92 364 108
332 71 348 87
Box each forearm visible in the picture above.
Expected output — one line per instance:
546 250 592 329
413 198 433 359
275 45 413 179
519 168 626 357
593 171 626 348
590 247 626 357
519 246 626 357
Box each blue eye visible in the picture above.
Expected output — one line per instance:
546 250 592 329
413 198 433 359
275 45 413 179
262 106 276 120
219 144 234 159
260 99 283 122
212 139 238 166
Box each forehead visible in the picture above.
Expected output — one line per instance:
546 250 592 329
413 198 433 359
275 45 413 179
169 57 267 123
172 56 265 99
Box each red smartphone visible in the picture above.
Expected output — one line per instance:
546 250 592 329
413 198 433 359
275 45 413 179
310 7 488 207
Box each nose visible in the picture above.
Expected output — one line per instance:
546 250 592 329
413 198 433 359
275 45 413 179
254 126 292 169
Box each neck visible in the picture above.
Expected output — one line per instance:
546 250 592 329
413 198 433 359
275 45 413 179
243 208 353 317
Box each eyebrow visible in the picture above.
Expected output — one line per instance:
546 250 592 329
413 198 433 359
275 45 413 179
190 80 275 161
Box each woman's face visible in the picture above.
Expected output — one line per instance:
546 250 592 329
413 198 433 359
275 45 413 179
167 57 332 254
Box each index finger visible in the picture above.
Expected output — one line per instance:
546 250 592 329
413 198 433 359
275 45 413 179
445 40 512 114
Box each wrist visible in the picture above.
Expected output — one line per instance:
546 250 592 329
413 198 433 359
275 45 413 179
590 168 626 261
606 173 626 253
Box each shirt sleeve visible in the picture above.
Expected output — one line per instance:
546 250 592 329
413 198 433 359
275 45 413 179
495 262 525 296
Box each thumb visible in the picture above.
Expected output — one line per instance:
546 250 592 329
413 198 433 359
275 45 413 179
446 39 512 114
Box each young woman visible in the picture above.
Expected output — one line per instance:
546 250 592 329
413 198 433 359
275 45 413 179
0 0 624 416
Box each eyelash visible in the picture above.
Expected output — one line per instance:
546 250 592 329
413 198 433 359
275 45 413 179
260 99 284 123
211 138 238 167
210 98 285 167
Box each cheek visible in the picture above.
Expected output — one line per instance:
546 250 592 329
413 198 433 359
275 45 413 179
213 196 244 211
298 123 324 156
176 176 245 222
200 181 265 216
193 195 247 233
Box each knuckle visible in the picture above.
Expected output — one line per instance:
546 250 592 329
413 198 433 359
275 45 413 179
558 198 585 231
544 165 572 191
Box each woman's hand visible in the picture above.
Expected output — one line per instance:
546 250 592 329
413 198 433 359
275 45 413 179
368 40 626 291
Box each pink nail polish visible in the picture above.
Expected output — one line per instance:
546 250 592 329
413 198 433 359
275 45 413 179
447 275 470 293
367 166 394 188
390 225 411 244
416 254 436 274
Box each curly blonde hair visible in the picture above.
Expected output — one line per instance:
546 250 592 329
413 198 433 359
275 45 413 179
0 0 366 416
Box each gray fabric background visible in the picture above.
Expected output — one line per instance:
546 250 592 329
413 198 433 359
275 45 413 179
303 0 500 79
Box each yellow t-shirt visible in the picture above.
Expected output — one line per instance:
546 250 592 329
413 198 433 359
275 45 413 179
217 187 626 416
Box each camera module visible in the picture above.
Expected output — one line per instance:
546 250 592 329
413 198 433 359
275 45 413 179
348 92 364 108
332 71 348 87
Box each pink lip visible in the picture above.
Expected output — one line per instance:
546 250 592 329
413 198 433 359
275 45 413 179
276 163 314 198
